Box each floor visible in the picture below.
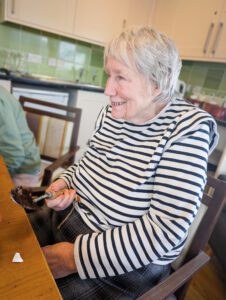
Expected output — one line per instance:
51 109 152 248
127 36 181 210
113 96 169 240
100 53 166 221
185 256 226 300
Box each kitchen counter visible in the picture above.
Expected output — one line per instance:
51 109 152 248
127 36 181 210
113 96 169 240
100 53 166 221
0 72 105 93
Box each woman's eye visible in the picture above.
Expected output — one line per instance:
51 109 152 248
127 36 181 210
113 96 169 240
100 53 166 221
117 75 126 81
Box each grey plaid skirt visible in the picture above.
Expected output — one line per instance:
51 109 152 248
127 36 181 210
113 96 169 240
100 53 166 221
28 205 170 300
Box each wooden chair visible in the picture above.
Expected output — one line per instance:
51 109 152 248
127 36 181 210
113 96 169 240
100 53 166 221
215 145 226 178
138 175 226 300
19 96 82 186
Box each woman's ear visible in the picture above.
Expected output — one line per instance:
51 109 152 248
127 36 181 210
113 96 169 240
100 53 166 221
153 86 161 97
148 84 160 98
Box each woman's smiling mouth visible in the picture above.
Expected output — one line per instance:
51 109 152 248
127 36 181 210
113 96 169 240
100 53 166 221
111 101 126 107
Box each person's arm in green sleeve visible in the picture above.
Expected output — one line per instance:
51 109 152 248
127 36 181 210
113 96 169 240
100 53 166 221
0 102 26 176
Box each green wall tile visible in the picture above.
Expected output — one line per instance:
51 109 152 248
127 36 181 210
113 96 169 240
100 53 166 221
182 60 194 67
72 64 83 81
39 57 56 77
203 69 224 89
101 71 108 88
3 22 225 91
27 61 40 75
41 32 60 58
75 43 91 67
0 23 21 50
90 45 104 68
55 61 74 81
218 72 226 92
0 23 105 85
21 26 42 54
0 49 6 67
202 62 226 69
180 60 226 102
86 66 102 85
188 66 208 86
179 65 191 82
77 67 88 83
58 38 76 62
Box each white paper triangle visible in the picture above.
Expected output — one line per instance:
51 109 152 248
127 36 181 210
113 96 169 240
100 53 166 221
12 252 24 263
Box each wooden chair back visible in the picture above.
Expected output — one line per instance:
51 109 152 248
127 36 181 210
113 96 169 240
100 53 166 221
139 175 226 300
19 96 82 185
184 175 226 262
215 145 226 178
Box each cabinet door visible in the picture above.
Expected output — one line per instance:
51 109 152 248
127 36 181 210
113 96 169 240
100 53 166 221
213 1 226 60
73 0 130 45
126 0 155 28
5 0 76 35
172 0 224 60
151 0 224 61
149 0 178 38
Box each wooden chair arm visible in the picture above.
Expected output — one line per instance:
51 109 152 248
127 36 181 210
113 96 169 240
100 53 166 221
41 146 79 186
46 147 79 172
138 251 210 300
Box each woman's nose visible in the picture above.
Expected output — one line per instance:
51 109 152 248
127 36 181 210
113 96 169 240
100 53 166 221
105 78 116 96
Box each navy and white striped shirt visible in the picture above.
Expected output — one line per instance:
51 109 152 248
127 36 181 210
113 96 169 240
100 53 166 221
60 98 218 279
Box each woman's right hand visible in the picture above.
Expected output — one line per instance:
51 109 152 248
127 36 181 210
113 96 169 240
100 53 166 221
45 179 76 211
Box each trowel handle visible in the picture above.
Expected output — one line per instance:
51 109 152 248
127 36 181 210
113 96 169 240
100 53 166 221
48 189 81 202
47 189 67 199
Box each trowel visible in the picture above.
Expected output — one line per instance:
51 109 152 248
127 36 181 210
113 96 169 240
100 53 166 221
10 186 66 211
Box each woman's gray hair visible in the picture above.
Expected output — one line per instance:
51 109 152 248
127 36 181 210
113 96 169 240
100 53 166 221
104 26 182 102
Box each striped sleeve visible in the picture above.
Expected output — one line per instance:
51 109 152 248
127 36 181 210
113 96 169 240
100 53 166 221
74 119 216 279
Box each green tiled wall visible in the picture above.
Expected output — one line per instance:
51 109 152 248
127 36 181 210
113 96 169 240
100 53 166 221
1 22 226 94
0 22 105 86
180 60 226 102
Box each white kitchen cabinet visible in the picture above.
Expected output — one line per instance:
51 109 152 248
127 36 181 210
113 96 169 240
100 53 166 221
215 1 226 60
0 0 76 36
150 0 226 62
124 0 155 30
0 0 154 46
72 0 130 45
73 0 154 45
75 90 108 161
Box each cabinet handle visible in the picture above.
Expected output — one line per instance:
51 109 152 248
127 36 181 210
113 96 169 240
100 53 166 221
11 0 15 14
122 19 127 29
211 22 224 55
203 22 214 54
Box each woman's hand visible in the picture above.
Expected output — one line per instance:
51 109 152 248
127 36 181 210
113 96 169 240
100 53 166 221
46 179 76 211
42 242 77 279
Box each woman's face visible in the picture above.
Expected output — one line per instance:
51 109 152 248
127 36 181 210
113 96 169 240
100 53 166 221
104 56 161 124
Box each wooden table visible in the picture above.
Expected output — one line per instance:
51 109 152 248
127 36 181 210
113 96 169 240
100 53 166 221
0 156 62 299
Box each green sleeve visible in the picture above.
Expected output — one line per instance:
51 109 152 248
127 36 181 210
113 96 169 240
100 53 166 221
0 99 26 176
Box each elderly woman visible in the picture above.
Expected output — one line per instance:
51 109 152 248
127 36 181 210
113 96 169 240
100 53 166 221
29 26 218 299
